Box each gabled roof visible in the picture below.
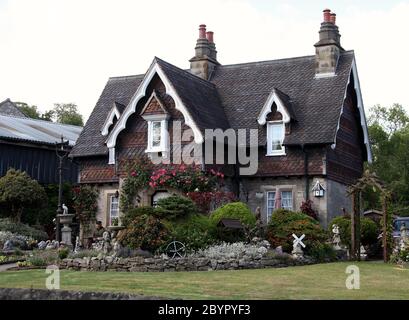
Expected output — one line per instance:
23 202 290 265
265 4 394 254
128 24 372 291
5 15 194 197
71 50 370 161
0 99 27 118
211 51 355 145
70 74 144 156
101 101 126 136
0 114 82 146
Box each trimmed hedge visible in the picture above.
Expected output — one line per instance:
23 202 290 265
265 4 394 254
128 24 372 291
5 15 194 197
210 202 256 227
328 216 379 248
155 196 197 220
165 214 217 251
266 209 328 253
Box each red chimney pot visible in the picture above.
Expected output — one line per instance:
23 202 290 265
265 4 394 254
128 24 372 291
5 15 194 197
323 9 331 23
330 13 336 24
206 31 214 43
199 24 207 39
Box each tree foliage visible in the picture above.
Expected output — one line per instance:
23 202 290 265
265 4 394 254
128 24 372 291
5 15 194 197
15 101 83 126
0 169 47 223
365 104 409 214
51 103 84 126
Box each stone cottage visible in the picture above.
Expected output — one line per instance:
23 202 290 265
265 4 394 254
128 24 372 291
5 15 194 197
70 9 371 227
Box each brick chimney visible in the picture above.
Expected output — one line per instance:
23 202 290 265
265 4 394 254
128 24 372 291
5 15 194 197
314 9 344 77
190 24 219 80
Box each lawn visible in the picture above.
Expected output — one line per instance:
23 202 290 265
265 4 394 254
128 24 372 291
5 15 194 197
0 262 408 299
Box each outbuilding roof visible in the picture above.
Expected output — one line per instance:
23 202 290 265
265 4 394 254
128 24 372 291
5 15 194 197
0 114 82 146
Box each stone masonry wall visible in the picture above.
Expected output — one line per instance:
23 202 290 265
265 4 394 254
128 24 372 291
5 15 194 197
59 254 312 272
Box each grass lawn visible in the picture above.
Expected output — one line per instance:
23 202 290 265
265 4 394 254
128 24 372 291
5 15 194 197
0 261 408 299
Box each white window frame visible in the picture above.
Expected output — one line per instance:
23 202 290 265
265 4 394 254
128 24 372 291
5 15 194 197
142 114 169 154
280 190 293 211
266 191 276 222
266 121 285 156
109 195 119 225
266 189 293 222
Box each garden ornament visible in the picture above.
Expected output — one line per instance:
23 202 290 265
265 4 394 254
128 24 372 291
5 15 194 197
332 224 342 250
102 231 112 254
62 204 69 215
291 234 305 258
400 223 408 251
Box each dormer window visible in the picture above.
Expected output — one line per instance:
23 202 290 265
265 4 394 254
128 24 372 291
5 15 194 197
140 91 170 156
145 116 169 153
267 121 285 156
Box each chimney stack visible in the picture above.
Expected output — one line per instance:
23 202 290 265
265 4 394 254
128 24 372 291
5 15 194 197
190 24 219 80
330 13 336 25
314 9 343 77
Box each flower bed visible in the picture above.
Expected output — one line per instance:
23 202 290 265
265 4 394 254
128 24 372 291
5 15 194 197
59 241 315 272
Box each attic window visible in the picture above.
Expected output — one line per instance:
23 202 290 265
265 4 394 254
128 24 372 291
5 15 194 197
267 121 285 156
142 114 169 155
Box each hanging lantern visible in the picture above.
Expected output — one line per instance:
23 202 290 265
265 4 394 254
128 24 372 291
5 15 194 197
312 180 325 197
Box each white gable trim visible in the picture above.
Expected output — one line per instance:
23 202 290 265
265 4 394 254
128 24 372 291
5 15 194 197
257 89 291 125
331 57 372 163
101 104 121 136
106 60 203 152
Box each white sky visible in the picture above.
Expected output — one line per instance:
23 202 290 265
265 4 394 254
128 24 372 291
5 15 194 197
1 0 408 122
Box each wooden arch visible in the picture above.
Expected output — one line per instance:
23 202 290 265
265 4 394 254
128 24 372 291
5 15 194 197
347 170 391 262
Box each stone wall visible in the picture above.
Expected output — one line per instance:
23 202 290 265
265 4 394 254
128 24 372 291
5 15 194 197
59 253 313 272
0 288 162 300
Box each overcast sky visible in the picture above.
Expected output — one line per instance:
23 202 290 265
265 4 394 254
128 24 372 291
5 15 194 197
1 0 408 122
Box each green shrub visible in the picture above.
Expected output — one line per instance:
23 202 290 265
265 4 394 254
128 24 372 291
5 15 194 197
0 218 48 241
328 216 379 248
121 206 156 227
58 248 69 260
165 214 217 251
210 202 256 227
307 242 337 262
155 195 197 220
117 214 170 253
27 250 58 266
266 209 328 253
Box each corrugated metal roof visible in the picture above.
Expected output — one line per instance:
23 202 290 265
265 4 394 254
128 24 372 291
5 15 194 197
0 114 83 146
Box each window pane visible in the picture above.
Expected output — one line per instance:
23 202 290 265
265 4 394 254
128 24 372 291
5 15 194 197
271 124 283 150
152 121 161 147
281 191 293 210
110 196 119 224
266 191 276 222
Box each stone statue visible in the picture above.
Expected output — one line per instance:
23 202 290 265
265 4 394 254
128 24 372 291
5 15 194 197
102 231 111 254
360 245 367 260
332 224 342 250
400 223 408 251
74 236 81 253
111 239 122 258
62 204 69 215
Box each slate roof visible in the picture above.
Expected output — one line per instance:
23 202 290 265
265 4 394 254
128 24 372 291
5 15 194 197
0 99 27 118
71 75 144 156
211 51 354 145
0 114 82 146
70 51 355 157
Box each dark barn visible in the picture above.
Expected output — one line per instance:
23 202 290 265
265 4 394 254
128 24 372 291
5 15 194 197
0 99 82 184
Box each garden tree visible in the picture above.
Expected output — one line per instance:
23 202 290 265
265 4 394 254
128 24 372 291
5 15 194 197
51 103 84 126
15 102 53 121
364 104 409 215
0 169 47 223
15 102 41 119
368 103 409 136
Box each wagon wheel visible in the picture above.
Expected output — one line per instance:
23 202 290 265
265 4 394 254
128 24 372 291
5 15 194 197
166 241 186 259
